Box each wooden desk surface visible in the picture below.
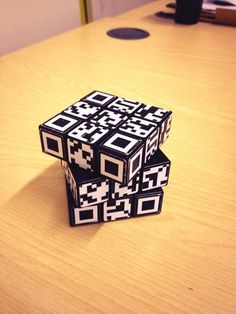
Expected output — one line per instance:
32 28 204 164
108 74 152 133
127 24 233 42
1 1 236 313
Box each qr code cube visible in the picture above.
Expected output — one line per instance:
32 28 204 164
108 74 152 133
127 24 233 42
62 161 110 207
140 149 171 191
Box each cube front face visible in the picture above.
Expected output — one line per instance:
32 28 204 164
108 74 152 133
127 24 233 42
132 189 164 217
66 181 165 226
99 131 143 184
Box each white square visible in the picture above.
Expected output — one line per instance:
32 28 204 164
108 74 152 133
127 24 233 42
74 206 98 225
103 133 138 155
85 91 114 105
44 114 78 132
137 195 161 215
100 153 124 182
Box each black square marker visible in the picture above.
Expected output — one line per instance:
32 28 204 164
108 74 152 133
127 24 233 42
105 159 119 176
132 155 140 173
112 137 131 149
79 209 94 220
142 200 155 211
47 138 59 152
53 117 71 128
94 94 107 101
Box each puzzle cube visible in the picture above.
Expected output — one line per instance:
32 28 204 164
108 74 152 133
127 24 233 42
132 188 164 217
119 116 159 163
99 131 144 184
61 160 109 207
134 104 172 146
141 149 171 191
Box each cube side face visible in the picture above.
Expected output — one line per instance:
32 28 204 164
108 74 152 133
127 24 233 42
99 131 143 184
132 189 164 217
82 90 117 107
111 173 140 199
119 116 159 163
66 182 102 226
39 113 81 160
102 198 132 222
62 161 110 207
107 97 142 115
158 114 172 146
67 121 110 170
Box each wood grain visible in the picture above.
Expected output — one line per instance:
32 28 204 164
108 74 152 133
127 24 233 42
0 1 236 313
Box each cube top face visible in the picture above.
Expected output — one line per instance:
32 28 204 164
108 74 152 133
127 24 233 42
134 188 163 216
119 116 158 139
107 97 142 115
68 121 109 144
91 110 128 129
101 132 141 156
43 113 80 133
63 101 101 120
135 104 171 124
82 90 117 106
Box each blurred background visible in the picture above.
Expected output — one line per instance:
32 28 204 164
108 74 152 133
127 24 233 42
0 0 154 55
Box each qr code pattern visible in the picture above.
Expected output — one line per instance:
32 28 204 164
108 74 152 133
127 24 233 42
120 117 157 138
103 198 132 221
79 180 110 207
61 161 78 203
68 121 109 144
141 164 170 191
135 104 169 123
145 128 159 162
107 97 141 114
67 139 93 169
91 110 126 129
112 173 140 199
159 115 172 146
64 101 101 119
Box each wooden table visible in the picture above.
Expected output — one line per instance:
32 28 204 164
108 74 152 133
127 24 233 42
1 1 236 313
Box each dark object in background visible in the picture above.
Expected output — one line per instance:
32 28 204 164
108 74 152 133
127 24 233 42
175 0 203 24
107 28 150 40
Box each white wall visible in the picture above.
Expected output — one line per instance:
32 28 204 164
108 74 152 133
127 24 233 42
0 0 154 56
0 0 81 55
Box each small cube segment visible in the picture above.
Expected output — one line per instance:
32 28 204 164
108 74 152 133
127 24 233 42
67 121 110 170
66 181 102 226
99 131 144 184
107 97 142 114
82 90 117 106
134 104 172 146
110 172 140 199
141 149 171 191
132 188 164 217
62 161 109 207
39 113 81 159
119 116 159 163
102 197 132 222
63 100 102 120
91 109 128 129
